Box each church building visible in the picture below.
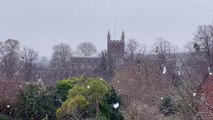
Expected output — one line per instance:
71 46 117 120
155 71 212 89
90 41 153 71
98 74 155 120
47 30 126 83
69 30 125 77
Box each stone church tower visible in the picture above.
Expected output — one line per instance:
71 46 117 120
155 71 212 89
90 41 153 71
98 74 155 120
107 30 125 65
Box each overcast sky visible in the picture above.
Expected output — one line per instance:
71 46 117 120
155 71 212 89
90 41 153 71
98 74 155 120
0 0 213 58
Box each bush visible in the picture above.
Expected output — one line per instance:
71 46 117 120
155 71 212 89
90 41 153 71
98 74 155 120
56 76 87 103
0 114 12 120
15 85 57 120
56 77 124 120
13 77 124 120
100 88 123 120
159 96 175 116
0 99 16 119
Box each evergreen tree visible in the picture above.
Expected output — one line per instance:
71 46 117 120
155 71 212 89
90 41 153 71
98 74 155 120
159 96 175 116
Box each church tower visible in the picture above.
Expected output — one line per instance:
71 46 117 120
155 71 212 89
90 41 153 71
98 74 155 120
121 30 125 42
107 30 111 42
107 30 125 65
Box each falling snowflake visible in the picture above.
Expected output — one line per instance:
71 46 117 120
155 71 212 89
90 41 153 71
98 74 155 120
7 105 10 108
87 85 90 89
113 102 119 109
208 67 211 72
177 71 181 76
38 79 42 82
193 93 196 96
162 66 167 74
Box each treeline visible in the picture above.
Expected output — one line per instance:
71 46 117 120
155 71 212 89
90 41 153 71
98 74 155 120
1 22 213 82
0 40 103 82
111 22 213 119
0 77 124 120
1 21 213 119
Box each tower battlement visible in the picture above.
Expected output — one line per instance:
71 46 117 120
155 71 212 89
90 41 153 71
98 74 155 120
108 39 124 43
107 30 125 64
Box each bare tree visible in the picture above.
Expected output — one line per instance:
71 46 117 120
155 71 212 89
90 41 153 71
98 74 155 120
99 50 115 79
0 39 20 80
194 24 213 70
34 57 49 84
21 47 38 81
50 43 72 80
153 38 177 66
77 42 97 57
39 56 49 67
126 38 140 60
0 41 3 74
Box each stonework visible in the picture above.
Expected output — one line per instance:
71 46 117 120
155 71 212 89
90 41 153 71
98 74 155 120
107 31 125 65
69 30 125 77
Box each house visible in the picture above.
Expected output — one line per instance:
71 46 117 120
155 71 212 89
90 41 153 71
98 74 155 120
197 74 213 119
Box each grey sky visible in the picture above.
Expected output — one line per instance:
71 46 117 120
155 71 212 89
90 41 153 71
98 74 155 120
0 0 213 58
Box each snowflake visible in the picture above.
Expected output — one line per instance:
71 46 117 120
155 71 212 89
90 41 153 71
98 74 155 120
177 71 181 75
162 66 167 74
208 67 211 72
113 103 119 109
7 105 10 108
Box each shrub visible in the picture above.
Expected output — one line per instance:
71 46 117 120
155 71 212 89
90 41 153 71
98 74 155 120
57 77 124 120
159 96 175 116
15 85 57 120
0 114 12 120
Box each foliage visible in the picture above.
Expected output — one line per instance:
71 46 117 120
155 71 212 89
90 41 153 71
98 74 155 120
57 78 123 120
56 79 75 102
103 88 123 120
56 76 87 103
159 96 176 116
10 77 123 120
15 85 57 120
84 79 110 102
0 114 12 120
105 88 121 105
57 95 89 119
56 78 109 119
0 100 15 119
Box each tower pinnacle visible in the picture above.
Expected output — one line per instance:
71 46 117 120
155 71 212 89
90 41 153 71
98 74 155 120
107 30 111 41
121 30 125 41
